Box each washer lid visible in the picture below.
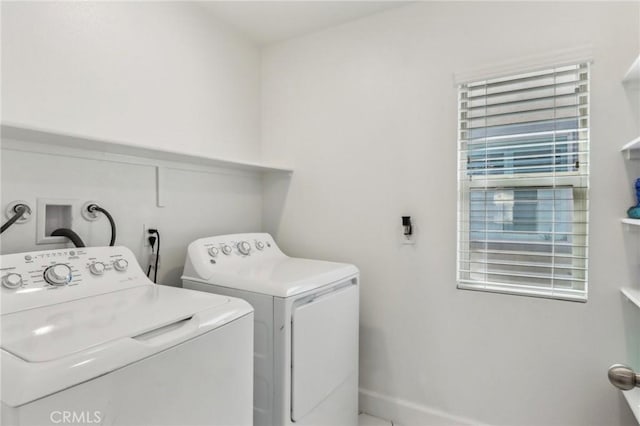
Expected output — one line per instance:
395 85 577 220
1 285 253 407
2 285 231 363
187 257 358 297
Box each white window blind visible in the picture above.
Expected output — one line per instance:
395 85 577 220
457 63 590 302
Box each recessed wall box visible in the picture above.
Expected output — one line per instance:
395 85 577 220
36 199 78 245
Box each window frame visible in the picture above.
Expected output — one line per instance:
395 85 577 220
456 62 590 302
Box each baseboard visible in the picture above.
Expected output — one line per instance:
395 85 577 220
359 388 490 426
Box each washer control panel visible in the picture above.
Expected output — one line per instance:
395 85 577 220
1 246 147 315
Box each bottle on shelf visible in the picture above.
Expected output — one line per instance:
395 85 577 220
627 178 640 219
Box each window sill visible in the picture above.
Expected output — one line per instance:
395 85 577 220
457 281 587 303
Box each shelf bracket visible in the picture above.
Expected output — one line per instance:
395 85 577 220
156 166 166 208
629 150 640 160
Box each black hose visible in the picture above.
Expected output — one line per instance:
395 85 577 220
51 228 86 247
88 204 116 246
1 204 30 234
152 230 160 283
146 235 157 278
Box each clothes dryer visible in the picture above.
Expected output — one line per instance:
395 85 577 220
182 233 359 426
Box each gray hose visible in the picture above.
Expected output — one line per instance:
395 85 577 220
87 204 116 246
1 204 30 234
51 228 86 247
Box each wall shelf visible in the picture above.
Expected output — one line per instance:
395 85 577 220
622 136 640 160
0 123 293 174
621 287 640 310
623 54 640 90
622 218 640 227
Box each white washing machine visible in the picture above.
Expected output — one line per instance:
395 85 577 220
182 233 359 426
1 246 254 426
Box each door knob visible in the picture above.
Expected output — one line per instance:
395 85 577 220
608 364 640 391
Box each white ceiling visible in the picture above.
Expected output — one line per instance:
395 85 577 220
197 1 410 45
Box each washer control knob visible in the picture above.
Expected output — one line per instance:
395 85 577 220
238 241 251 256
44 264 72 286
2 273 23 289
89 262 106 275
221 245 232 255
208 247 219 257
255 241 265 250
113 259 129 272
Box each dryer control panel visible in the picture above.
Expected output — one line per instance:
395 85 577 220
0 246 149 315
198 233 283 264
183 233 287 281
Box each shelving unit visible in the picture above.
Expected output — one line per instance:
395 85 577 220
623 54 640 90
620 55 640 425
620 135 640 226
622 136 640 160
1 123 293 208
620 55 640 228
0 123 293 174
620 286 639 424
622 388 640 424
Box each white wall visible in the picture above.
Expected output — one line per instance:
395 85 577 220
0 1 265 284
261 2 640 425
2 1 639 423
1 1 261 161
0 146 263 286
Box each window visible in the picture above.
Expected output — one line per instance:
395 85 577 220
457 63 590 302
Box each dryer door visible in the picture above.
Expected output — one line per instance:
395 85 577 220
291 282 358 421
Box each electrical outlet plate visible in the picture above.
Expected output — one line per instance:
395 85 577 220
401 222 416 245
143 224 156 247
36 198 78 245
402 236 416 245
